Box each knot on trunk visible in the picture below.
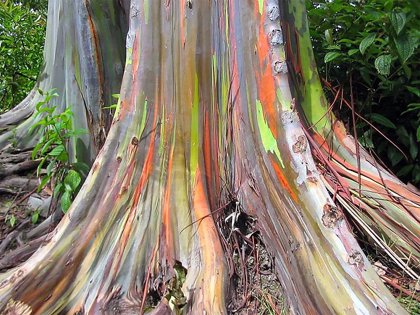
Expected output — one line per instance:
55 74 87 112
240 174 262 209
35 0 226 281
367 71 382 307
269 29 283 46
131 137 139 145
268 5 280 21
321 203 343 228
348 251 364 268
273 61 288 74
292 135 308 153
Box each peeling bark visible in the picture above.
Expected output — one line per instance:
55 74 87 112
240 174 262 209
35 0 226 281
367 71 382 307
0 0 415 314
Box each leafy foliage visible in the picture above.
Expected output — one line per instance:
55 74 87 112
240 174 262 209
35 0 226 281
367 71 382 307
31 90 88 213
0 0 47 112
307 0 420 184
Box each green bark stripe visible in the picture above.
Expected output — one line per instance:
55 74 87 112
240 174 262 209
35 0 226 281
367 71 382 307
256 100 285 168
258 0 264 15
144 0 149 24
126 48 133 65
190 73 199 181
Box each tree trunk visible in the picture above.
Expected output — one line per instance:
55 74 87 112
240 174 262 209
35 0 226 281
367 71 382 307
0 0 128 163
0 0 417 314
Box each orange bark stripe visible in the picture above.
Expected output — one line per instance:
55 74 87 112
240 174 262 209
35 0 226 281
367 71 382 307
192 168 225 309
180 0 185 46
162 142 175 258
256 13 278 138
270 156 298 202
203 108 213 192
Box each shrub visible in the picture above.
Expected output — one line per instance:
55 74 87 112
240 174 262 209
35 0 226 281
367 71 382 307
0 0 47 112
307 0 420 184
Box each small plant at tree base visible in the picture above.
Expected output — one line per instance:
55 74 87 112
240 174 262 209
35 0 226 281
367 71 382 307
31 209 40 224
30 89 88 212
5 214 16 228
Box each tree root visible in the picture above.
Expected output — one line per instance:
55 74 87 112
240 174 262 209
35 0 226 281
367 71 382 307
0 220 30 257
0 234 51 272
0 177 38 193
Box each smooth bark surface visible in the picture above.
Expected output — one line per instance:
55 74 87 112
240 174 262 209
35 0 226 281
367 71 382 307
0 0 415 314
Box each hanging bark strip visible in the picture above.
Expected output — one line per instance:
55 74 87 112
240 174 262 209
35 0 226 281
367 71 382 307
0 0 412 314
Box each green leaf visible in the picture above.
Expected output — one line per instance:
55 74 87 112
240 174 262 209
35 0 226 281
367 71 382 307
384 0 394 11
37 174 51 192
394 35 416 63
54 182 63 197
396 127 410 147
348 49 359 56
325 29 333 45
338 39 356 44
396 164 413 177
40 138 56 155
32 142 43 159
8 215 16 228
374 55 392 76
56 150 69 163
417 126 420 142
61 191 72 213
36 157 48 177
326 45 340 50
32 210 39 224
409 134 418 159
387 146 403 166
406 86 420 98
359 130 374 149
402 103 420 115
46 160 55 176
102 104 117 110
390 11 406 35
369 113 396 129
359 33 376 55
414 166 420 184
72 162 90 177
48 144 65 157
324 52 341 63
64 170 81 191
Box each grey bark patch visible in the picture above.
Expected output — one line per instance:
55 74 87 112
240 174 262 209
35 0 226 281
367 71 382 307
268 5 280 21
273 61 288 74
269 29 283 46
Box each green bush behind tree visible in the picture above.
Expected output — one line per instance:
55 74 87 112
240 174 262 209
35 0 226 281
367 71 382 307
307 0 420 185
0 0 47 113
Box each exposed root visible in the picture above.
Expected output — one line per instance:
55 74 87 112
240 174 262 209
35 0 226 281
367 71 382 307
0 145 64 271
0 219 30 256
0 177 38 195
0 234 51 271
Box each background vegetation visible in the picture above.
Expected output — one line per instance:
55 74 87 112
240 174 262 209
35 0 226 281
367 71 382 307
307 0 420 185
0 0 47 113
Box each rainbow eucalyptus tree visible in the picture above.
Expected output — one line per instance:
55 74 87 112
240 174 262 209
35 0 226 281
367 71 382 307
0 0 418 314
